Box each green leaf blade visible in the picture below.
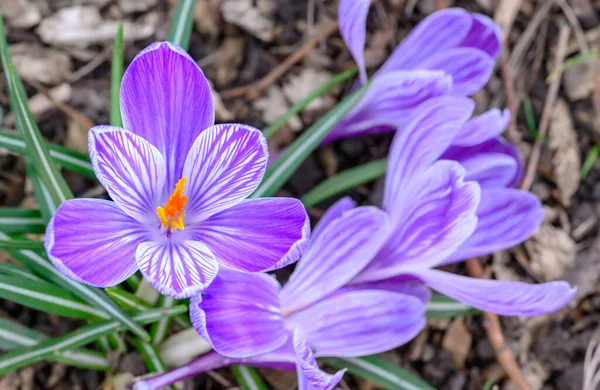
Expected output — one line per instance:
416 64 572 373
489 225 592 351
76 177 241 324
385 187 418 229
111 24 124 128
166 0 198 50
231 365 269 390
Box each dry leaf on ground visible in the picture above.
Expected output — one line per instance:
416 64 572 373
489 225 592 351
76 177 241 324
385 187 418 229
525 223 576 281
442 318 472 366
10 44 72 85
0 0 41 28
548 99 581 206
221 0 275 42
282 68 335 112
119 0 157 14
253 85 302 131
563 61 595 101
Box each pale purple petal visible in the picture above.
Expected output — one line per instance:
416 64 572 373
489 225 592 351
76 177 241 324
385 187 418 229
183 124 268 223
280 206 391 313
357 161 480 282
136 240 218 299
383 96 475 213
420 48 495 96
88 126 166 224
442 188 544 264
352 277 431 304
443 137 523 188
325 71 453 143
338 0 370 84
453 108 510 147
120 42 214 188
460 14 501 58
309 197 356 241
378 9 472 74
190 269 287 358
293 331 345 390
287 289 426 357
45 199 148 287
191 198 309 272
410 268 577 316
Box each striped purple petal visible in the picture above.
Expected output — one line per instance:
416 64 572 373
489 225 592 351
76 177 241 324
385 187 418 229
293 331 345 390
136 240 218 299
120 42 214 189
88 126 166 224
338 0 371 84
460 13 501 58
453 108 510 147
183 124 268 223
45 199 148 287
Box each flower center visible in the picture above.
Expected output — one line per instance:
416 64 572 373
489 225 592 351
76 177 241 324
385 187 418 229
156 177 188 231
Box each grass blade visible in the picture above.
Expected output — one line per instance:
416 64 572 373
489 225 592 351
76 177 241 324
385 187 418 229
0 263 44 282
301 158 387 207
150 296 175 345
0 318 111 371
262 67 358 139
166 0 198 50
582 143 600 180
324 356 434 390
0 305 187 376
0 238 44 250
252 84 369 198
132 338 176 390
111 24 124 127
1 233 151 341
0 130 95 178
0 274 108 321
231 365 269 390
0 208 45 234
0 18 73 212
426 294 479 319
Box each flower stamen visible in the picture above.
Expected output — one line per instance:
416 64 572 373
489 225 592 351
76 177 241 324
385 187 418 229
157 177 188 231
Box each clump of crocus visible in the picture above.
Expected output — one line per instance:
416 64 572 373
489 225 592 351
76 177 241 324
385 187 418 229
327 2 501 142
45 42 310 298
132 96 576 390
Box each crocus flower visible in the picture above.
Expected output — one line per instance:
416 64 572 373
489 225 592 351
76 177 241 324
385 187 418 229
45 42 309 298
133 204 426 390
325 3 501 142
347 96 576 315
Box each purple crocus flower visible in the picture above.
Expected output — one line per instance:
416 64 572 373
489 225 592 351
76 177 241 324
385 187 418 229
44 42 309 298
133 204 425 390
326 3 501 142
347 96 576 315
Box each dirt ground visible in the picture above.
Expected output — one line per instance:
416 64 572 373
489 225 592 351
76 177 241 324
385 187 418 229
0 0 599 389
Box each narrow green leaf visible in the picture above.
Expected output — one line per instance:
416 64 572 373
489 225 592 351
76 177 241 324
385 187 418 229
231 365 269 390
0 318 111 371
0 238 44 250
582 143 600 180
262 67 358 139
150 296 175 345
132 338 176 390
25 161 56 221
522 96 538 139
546 48 600 82
111 24 124 127
324 356 434 390
426 294 479 319
0 18 73 212
166 0 198 50
0 208 45 234
0 274 108 321
0 263 44 282
0 130 95 178
302 158 387 207
252 84 369 198
0 305 187 376
1 233 151 341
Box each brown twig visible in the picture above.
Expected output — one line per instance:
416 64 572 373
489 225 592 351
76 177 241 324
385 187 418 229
494 0 524 45
500 51 521 144
521 24 570 192
220 21 340 101
465 259 533 390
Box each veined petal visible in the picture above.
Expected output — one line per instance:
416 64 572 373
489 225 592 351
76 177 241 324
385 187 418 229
383 96 475 213
183 124 268 222
325 71 453 142
352 277 432 304
281 206 390 313
287 289 426 357
309 197 356 241
293 331 345 390
357 161 480 282
88 126 166 224
453 108 510 147
136 240 218 299
338 0 371 84
460 14 501 58
191 198 309 272
442 188 544 264
45 199 147 287
411 268 577 316
420 47 495 96
378 9 472 74
190 269 288 358
120 42 214 189
443 137 523 189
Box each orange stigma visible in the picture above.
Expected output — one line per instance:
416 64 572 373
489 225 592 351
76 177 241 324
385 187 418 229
157 177 188 231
